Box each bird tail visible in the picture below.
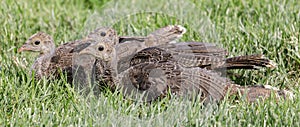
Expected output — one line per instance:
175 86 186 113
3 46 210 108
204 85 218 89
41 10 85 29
216 54 276 70
225 84 294 103
119 25 186 45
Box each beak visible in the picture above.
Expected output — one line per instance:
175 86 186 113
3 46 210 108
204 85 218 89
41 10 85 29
18 43 30 53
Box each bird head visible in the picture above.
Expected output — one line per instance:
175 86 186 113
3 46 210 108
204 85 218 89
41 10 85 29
79 38 115 62
86 27 118 45
18 32 55 55
79 28 118 62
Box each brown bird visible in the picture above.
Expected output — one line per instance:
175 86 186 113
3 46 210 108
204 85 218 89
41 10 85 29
18 32 56 78
79 35 292 103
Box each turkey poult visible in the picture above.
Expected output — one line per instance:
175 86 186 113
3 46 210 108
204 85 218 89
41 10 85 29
78 35 293 103
18 32 56 78
80 35 278 92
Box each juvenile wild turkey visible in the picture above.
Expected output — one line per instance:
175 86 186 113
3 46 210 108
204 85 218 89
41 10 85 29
78 33 292 103
18 32 56 78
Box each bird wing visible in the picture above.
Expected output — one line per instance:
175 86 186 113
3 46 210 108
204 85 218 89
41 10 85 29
116 61 229 102
129 45 226 69
158 42 227 57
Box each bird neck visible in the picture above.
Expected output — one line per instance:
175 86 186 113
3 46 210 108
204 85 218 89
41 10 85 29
40 44 55 56
31 52 54 79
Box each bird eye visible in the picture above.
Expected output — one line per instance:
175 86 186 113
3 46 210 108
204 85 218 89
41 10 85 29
34 41 40 45
100 32 106 37
98 46 104 51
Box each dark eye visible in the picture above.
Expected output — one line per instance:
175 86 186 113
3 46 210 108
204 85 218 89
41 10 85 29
34 41 40 45
100 32 106 37
98 46 104 51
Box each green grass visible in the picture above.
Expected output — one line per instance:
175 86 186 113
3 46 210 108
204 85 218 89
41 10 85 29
1 0 300 126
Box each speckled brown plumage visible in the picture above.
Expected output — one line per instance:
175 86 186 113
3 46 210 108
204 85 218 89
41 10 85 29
79 31 292 103
117 61 229 102
19 26 292 103
130 45 276 70
121 61 292 103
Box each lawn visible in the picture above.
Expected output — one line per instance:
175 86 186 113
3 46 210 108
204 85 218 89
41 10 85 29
0 0 300 126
